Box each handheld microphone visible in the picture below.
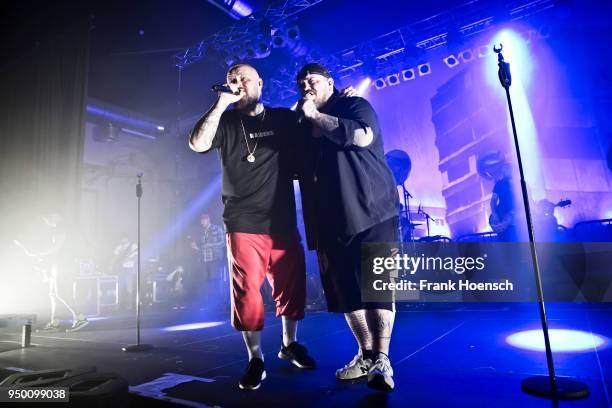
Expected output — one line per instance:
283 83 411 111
296 92 315 124
212 84 238 94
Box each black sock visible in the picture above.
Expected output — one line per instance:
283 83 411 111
362 349 374 360
370 351 388 361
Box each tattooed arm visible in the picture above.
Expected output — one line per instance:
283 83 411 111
301 97 374 148
189 90 243 152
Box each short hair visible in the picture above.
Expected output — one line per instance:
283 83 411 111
227 63 258 77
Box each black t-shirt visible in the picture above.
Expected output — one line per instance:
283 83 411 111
299 96 399 247
205 107 299 234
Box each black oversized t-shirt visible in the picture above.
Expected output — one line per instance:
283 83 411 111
299 96 399 248
206 107 298 234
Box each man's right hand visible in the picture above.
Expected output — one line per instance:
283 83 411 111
217 84 244 107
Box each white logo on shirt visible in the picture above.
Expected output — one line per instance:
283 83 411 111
249 130 275 139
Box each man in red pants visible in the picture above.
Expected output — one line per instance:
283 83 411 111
189 63 316 390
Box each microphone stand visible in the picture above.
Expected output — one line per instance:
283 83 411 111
400 184 414 242
122 174 153 352
493 44 587 399
418 205 434 237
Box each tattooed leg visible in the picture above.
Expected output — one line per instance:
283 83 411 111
344 309 373 352
366 308 395 356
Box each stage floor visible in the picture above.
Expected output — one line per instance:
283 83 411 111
0 304 611 407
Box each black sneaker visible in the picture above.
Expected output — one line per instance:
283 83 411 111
239 358 266 390
278 342 317 369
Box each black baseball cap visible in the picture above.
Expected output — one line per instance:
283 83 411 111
296 63 332 82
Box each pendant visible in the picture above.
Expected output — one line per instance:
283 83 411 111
247 154 255 163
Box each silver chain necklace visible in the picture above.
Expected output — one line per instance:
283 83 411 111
239 108 266 163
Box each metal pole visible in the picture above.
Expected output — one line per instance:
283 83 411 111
122 174 152 352
494 44 587 399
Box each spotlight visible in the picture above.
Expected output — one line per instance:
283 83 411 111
459 49 474 62
417 63 431 76
286 25 300 43
401 68 415 81
374 78 386 90
272 25 306 57
386 73 400 86
506 329 608 352
207 0 253 20
272 29 286 48
478 45 492 58
355 77 372 96
443 55 459 68
245 39 271 59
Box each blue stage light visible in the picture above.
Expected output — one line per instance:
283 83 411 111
443 55 459 68
459 49 474 62
356 77 372 96
418 63 431 76
207 0 253 20
386 73 400 86
487 28 544 200
163 322 225 332
506 329 608 352
144 176 222 260
374 78 386 90
401 68 415 81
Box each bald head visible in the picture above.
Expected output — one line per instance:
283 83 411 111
226 64 263 112
227 63 259 78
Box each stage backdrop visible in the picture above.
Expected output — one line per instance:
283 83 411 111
357 23 612 238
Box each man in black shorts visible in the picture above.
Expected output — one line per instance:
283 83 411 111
189 63 315 391
296 63 399 391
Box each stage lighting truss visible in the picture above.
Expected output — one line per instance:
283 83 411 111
176 0 557 104
174 0 323 68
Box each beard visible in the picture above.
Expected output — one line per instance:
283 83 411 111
234 92 261 112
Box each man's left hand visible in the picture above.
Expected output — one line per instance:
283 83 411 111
339 86 357 97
